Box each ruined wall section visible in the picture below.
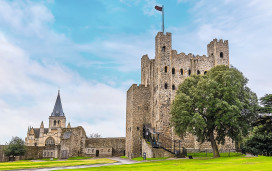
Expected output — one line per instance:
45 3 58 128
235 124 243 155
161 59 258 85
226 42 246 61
60 126 86 158
126 84 151 158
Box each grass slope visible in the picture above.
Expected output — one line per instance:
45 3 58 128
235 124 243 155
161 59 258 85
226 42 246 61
58 156 272 171
0 158 116 170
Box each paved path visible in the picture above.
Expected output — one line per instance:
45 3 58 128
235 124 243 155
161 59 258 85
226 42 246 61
13 157 141 171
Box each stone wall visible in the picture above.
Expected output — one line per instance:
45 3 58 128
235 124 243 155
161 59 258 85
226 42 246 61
0 145 46 162
141 139 174 158
85 137 125 157
60 126 86 158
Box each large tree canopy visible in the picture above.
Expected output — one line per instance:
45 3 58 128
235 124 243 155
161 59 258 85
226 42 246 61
4 137 26 157
170 65 258 157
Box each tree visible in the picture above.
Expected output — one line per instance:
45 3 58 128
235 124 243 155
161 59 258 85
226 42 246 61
244 94 272 156
4 137 26 158
170 65 258 157
259 94 272 113
88 133 102 138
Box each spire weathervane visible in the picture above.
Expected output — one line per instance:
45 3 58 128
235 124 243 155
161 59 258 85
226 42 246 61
155 5 164 33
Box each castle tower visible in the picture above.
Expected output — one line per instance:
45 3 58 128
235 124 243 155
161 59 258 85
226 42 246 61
207 39 229 66
67 122 71 128
126 31 231 158
49 90 66 129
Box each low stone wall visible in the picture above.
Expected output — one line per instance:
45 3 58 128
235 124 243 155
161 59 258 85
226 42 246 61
141 139 174 158
85 137 125 157
0 145 46 162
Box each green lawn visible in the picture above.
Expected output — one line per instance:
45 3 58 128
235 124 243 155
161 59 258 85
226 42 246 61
132 157 169 161
187 152 243 157
0 158 116 170
67 156 92 160
57 156 272 171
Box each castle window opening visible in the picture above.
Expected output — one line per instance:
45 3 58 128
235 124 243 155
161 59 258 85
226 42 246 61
51 152 53 156
188 69 191 76
172 68 175 74
92 149 94 153
137 127 139 131
172 85 175 90
180 69 183 75
164 83 168 89
164 66 167 73
108 149 110 152
220 52 224 58
197 70 200 75
54 120 56 126
162 46 166 52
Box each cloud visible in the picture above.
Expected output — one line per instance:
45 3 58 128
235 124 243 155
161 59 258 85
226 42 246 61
169 0 272 97
0 32 126 144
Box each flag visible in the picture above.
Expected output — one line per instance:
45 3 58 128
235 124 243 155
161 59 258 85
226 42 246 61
155 5 163 12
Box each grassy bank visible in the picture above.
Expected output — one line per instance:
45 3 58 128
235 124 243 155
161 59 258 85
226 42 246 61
58 156 272 171
0 158 116 170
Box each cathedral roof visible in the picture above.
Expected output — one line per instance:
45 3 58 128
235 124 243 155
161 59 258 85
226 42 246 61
51 90 65 117
33 128 49 138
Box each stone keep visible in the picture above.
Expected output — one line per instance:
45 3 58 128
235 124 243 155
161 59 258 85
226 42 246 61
126 32 232 158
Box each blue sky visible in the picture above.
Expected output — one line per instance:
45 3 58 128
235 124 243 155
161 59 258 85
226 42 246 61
0 0 271 144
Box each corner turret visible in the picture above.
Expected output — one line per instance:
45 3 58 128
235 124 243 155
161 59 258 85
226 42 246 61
207 39 229 66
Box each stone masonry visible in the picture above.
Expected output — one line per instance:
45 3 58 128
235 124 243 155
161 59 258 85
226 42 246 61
126 31 234 158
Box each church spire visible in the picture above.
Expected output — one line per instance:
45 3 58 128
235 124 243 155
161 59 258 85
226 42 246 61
51 90 65 117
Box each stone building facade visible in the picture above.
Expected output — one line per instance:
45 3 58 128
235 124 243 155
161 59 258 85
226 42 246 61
126 32 234 158
21 91 125 160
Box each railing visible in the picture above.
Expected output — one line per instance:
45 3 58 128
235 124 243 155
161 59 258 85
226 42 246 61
143 125 184 157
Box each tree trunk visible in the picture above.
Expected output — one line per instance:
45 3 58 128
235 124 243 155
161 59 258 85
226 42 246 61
210 132 220 158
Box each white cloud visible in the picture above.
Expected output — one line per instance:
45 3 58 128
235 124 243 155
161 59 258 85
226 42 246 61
169 0 272 97
0 33 126 144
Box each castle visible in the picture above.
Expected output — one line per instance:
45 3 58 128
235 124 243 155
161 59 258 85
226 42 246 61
126 32 234 158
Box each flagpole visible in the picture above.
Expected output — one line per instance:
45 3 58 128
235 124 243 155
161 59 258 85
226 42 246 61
162 5 164 33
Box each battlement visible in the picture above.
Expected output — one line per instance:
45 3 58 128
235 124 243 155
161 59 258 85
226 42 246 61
208 38 228 46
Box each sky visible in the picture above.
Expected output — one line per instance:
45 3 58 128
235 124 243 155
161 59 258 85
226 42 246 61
0 0 271 144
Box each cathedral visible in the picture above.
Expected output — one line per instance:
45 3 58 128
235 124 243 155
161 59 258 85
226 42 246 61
25 90 71 147
23 91 125 159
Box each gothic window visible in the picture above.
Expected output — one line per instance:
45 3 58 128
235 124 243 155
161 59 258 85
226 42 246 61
197 70 200 75
188 69 191 76
45 137 55 146
180 69 183 75
204 71 207 75
172 68 175 74
162 46 166 52
164 83 168 89
164 66 167 73
220 52 224 58
54 120 56 126
172 85 175 90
